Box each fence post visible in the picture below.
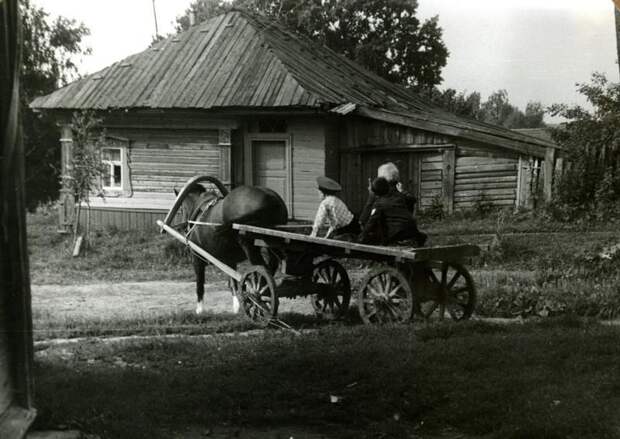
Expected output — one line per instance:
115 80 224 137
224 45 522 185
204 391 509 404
442 148 455 215
543 147 556 202
58 123 74 233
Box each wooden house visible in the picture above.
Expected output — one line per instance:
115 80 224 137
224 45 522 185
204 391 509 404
31 10 561 231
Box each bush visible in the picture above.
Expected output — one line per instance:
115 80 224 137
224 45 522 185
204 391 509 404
419 194 445 220
549 73 620 220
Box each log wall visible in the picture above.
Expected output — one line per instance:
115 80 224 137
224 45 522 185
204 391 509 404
453 147 519 210
419 153 444 209
105 127 230 193
336 117 541 214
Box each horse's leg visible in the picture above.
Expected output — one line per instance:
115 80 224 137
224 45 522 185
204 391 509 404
193 255 206 314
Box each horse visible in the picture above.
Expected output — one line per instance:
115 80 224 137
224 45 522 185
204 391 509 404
167 176 288 315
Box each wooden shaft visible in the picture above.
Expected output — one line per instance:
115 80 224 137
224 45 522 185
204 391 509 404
157 220 242 282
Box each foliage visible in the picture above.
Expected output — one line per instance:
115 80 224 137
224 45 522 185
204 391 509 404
419 194 444 220
67 111 106 240
68 111 104 205
479 89 546 128
472 192 496 217
549 73 620 218
422 87 482 119
177 0 449 90
423 87 546 129
20 0 90 210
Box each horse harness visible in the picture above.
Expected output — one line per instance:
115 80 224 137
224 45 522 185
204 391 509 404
185 196 222 238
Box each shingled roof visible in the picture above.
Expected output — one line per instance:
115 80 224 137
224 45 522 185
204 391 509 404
31 10 556 155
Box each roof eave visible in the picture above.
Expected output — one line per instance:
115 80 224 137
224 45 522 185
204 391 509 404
356 106 558 158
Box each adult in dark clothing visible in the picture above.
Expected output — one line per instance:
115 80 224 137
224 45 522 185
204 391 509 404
359 177 427 246
359 162 416 225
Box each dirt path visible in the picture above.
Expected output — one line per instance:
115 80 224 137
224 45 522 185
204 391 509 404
32 280 314 321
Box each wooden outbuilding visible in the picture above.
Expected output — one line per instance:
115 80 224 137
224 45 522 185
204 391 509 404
31 10 561 231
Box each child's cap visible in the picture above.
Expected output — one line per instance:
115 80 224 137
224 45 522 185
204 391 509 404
316 176 342 192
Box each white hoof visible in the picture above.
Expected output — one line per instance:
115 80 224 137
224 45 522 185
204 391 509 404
195 301 204 315
232 295 240 314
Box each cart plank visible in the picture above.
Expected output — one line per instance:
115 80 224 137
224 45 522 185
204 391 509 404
158 221 242 281
233 224 479 262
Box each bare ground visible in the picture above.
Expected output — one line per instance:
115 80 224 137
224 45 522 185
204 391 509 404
31 280 315 321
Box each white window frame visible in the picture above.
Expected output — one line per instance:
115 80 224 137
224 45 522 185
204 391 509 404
101 146 124 191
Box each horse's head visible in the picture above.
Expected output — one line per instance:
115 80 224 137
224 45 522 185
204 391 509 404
173 185 219 228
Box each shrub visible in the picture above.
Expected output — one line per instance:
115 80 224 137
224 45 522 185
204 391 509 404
421 194 445 220
549 73 620 220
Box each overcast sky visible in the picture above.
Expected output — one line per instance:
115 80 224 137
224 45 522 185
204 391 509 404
34 0 618 114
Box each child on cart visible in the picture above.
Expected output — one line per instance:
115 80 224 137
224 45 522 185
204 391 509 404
311 176 360 240
359 177 427 247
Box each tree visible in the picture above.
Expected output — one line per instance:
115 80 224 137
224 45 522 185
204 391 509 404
423 87 482 119
67 111 105 245
20 0 90 210
423 87 545 129
177 0 449 90
477 89 545 129
548 73 620 214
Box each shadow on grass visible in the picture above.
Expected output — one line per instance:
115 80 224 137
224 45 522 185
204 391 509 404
33 321 620 439
33 309 359 342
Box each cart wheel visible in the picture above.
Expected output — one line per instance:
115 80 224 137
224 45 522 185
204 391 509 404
357 265 413 325
416 262 476 321
310 259 351 319
238 266 278 326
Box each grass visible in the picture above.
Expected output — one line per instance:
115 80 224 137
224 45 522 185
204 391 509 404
28 210 198 285
31 309 348 342
29 208 619 283
33 319 620 438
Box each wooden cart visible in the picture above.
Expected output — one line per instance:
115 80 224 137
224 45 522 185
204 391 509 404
158 220 480 325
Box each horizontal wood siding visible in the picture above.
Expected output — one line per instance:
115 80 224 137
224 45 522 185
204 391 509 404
454 149 518 209
105 123 231 192
289 119 325 220
420 153 443 208
81 120 234 230
79 207 171 231
130 146 225 192
99 126 230 196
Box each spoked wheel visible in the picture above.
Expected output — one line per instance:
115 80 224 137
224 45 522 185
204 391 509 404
310 259 351 320
416 262 476 321
357 265 413 325
238 266 278 326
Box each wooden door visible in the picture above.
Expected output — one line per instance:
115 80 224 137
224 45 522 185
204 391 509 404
252 139 289 206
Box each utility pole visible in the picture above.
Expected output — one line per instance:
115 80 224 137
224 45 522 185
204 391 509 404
615 0 620 79
152 0 159 38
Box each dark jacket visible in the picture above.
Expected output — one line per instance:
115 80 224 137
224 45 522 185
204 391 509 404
359 191 420 245
359 183 416 226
